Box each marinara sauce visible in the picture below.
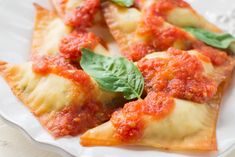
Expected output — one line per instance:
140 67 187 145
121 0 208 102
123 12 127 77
59 29 101 60
138 48 218 103
32 55 94 93
193 42 228 66
41 100 111 137
64 0 100 27
111 92 175 142
152 0 191 18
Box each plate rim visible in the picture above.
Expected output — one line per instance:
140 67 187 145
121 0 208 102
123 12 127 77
0 112 235 157
0 114 74 157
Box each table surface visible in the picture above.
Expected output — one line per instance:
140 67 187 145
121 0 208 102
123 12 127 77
0 117 234 157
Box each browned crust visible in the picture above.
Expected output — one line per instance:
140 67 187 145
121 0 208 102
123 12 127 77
80 138 122 146
101 1 135 53
31 3 57 54
0 63 57 137
50 0 66 19
0 62 36 115
196 14 221 33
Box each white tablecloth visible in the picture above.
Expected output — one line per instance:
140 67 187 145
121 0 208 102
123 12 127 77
0 117 234 157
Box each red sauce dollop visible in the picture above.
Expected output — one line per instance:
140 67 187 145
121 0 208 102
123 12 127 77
64 0 100 27
125 42 155 61
111 100 145 142
32 55 94 92
138 48 218 103
153 0 191 18
42 100 111 137
59 29 101 60
111 92 174 142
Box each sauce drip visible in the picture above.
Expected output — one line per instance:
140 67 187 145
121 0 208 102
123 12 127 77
138 48 218 103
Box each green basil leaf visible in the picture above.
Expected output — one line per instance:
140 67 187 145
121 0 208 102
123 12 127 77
80 48 144 100
185 27 235 53
110 0 134 7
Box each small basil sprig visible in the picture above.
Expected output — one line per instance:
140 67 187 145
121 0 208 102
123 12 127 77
80 48 144 100
185 27 235 53
110 0 134 7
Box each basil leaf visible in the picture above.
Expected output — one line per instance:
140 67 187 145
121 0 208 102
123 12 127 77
110 0 134 7
80 48 144 100
185 27 235 53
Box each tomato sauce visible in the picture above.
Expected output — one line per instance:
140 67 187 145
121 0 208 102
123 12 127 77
138 48 217 103
111 92 175 142
64 0 100 27
41 100 111 137
193 42 228 66
59 29 101 60
32 55 94 92
153 0 191 18
125 42 155 61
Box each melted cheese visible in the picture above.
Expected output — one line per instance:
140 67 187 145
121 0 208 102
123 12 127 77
40 18 72 55
80 98 216 150
143 99 211 140
116 8 141 33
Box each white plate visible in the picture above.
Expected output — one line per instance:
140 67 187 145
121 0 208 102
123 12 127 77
0 0 235 157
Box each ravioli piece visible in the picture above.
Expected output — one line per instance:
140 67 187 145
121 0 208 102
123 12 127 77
102 2 195 61
80 94 218 151
80 70 233 151
32 4 72 55
0 61 119 137
135 0 221 32
33 4 110 59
